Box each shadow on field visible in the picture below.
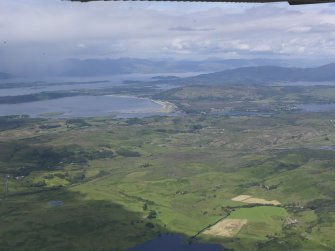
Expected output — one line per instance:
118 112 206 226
0 189 159 251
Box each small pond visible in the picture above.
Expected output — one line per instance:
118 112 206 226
47 201 64 207
319 146 335 151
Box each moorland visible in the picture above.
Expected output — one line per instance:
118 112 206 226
1 71 335 251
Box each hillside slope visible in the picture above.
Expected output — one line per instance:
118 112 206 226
163 63 335 85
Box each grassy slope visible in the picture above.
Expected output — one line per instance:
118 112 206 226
1 85 335 250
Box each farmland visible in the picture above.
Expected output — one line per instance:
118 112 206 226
1 84 335 250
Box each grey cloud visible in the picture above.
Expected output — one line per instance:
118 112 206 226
169 26 215 32
288 23 335 34
0 0 335 74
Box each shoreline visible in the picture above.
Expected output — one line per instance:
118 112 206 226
105 94 177 113
150 99 177 113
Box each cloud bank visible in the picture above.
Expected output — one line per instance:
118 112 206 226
0 0 335 73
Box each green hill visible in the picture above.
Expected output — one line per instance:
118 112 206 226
160 63 335 85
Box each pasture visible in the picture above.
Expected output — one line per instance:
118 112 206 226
1 84 335 250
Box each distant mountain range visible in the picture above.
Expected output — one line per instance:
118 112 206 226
0 72 11 79
58 58 318 77
2 58 335 81
157 63 335 86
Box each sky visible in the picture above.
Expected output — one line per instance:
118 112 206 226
1 0 335 72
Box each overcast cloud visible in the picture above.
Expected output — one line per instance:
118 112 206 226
1 0 335 72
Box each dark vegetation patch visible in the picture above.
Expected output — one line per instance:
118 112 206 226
126 117 146 125
306 199 335 213
116 148 141 157
0 142 86 175
66 119 91 127
39 124 62 130
0 190 159 251
0 115 34 131
0 142 113 176
251 148 335 175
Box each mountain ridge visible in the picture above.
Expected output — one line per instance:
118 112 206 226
58 58 319 77
158 63 335 86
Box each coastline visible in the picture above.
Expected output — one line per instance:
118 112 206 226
105 94 177 113
103 94 177 113
150 99 177 113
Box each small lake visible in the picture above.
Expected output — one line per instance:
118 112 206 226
0 95 165 118
128 234 223 251
297 103 335 112
319 146 335 151
47 201 64 207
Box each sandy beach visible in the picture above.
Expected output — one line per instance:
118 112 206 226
150 99 177 113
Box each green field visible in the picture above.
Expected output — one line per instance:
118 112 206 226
1 84 335 250
228 206 287 239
